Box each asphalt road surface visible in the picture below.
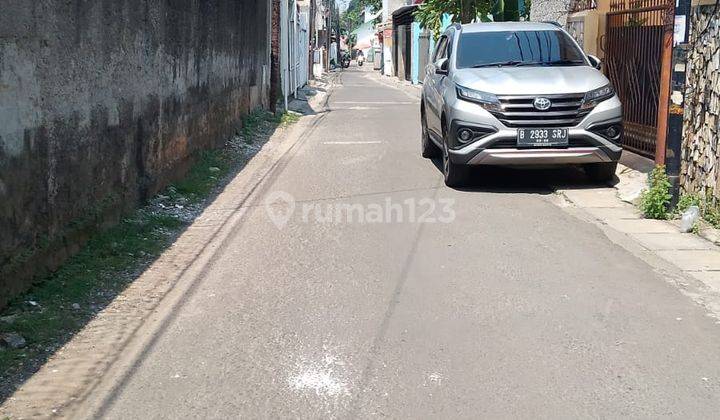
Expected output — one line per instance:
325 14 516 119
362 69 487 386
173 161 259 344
100 68 720 418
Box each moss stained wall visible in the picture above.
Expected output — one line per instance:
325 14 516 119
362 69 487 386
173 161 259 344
0 0 271 307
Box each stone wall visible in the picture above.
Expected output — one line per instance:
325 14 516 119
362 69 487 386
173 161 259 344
681 6 720 197
0 0 270 307
529 0 574 26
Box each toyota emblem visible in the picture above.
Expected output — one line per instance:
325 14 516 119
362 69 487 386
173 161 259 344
533 97 552 111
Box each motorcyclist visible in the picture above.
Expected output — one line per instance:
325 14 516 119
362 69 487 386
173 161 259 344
341 51 351 68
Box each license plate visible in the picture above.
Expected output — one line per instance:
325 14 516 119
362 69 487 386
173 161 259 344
517 128 569 147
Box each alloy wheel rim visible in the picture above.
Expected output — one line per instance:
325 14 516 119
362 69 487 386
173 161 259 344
443 143 449 175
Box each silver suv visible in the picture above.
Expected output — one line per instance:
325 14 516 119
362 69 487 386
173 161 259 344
421 22 623 186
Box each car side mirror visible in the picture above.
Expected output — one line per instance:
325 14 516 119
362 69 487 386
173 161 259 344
435 58 449 75
587 54 602 70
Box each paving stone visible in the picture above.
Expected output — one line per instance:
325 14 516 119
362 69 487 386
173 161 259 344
688 271 720 293
562 188 624 208
604 218 678 234
630 233 715 251
656 250 720 271
585 206 642 220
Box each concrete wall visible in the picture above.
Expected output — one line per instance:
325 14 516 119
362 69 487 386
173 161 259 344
0 0 271 307
382 0 408 22
680 5 720 198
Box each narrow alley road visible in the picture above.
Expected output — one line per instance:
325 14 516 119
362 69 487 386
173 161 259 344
95 68 720 418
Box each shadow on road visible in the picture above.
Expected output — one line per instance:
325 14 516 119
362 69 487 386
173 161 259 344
0 110 307 405
430 158 618 194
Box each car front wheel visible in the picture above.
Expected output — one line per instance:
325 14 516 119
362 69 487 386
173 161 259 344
584 162 618 183
442 139 470 187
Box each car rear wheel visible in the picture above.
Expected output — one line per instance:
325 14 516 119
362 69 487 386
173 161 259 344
584 162 618 183
421 105 440 158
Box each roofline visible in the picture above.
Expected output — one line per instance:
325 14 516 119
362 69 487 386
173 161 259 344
456 21 567 33
391 4 417 17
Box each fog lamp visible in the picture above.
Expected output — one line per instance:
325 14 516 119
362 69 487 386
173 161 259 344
606 126 619 139
458 128 473 142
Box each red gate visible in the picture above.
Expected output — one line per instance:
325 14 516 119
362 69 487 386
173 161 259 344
604 0 674 161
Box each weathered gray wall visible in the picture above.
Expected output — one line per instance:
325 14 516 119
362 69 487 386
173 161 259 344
0 0 270 306
529 0 573 26
681 5 720 197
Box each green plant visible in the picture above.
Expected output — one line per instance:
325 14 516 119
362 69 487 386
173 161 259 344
276 111 300 126
692 221 701 235
702 200 720 227
522 0 531 20
626 16 648 27
674 192 720 229
639 165 672 219
415 0 495 38
676 193 701 215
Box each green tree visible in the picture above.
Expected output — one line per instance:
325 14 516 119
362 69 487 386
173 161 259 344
415 0 526 38
340 0 381 39
493 0 521 22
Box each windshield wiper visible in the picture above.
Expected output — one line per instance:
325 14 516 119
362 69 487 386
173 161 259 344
544 59 586 66
470 59 586 68
471 60 523 68
513 61 546 66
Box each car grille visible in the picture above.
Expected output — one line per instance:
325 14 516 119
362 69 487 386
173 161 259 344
486 137 596 149
491 94 590 128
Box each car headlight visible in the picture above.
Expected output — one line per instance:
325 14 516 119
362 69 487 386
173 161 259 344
581 84 614 109
456 85 502 112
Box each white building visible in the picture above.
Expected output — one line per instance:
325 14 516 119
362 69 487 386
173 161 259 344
280 0 310 108
353 7 382 57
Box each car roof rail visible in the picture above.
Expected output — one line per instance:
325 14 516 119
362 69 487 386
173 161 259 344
452 22 462 30
541 20 562 27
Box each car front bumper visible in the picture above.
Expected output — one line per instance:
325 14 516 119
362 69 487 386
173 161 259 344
466 146 619 165
443 94 624 166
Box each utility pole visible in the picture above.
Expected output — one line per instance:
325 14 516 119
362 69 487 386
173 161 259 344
334 3 341 67
270 0 280 113
308 0 316 80
664 0 692 206
326 1 331 70
280 0 289 111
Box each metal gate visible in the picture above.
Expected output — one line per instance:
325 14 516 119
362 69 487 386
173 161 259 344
394 25 405 79
604 0 673 159
394 25 412 81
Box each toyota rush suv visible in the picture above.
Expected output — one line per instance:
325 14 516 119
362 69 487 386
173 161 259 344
420 22 623 186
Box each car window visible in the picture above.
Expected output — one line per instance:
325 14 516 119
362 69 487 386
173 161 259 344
456 30 587 68
433 37 448 63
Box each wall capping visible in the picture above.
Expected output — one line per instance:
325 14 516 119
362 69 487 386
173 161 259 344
692 0 717 7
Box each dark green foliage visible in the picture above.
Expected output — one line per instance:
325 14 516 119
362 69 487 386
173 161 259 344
414 0 510 38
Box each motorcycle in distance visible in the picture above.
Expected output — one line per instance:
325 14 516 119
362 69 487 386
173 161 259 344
357 51 365 67
341 52 351 68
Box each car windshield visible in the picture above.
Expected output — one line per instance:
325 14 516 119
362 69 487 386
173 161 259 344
456 30 587 69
